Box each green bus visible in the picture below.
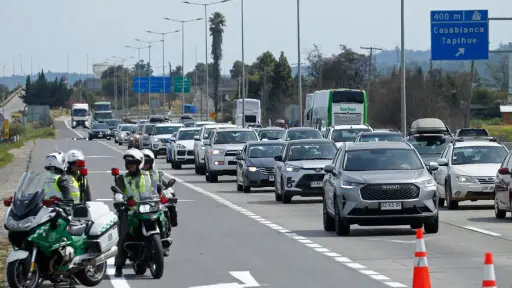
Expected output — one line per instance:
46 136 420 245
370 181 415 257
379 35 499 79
93 101 113 122
305 89 368 129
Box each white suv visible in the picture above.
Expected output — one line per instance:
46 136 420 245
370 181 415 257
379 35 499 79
193 123 236 175
433 139 508 209
147 123 183 157
326 124 373 148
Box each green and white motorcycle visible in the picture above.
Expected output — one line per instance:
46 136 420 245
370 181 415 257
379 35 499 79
3 171 119 288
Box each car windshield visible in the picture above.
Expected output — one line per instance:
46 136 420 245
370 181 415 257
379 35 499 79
121 125 135 131
153 126 180 135
259 130 285 140
106 120 120 127
14 171 52 198
452 146 507 165
288 143 337 161
94 113 112 120
286 130 322 140
144 125 156 134
359 133 404 142
195 122 214 128
183 122 195 127
332 128 372 142
458 129 489 137
92 123 107 129
72 109 87 116
213 131 258 144
248 144 284 158
177 130 199 140
204 127 233 139
344 149 424 171
407 135 451 155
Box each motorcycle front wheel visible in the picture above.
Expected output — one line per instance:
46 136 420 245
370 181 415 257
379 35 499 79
75 262 106 287
147 234 164 279
7 260 40 288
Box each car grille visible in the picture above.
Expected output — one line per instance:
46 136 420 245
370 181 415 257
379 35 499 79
225 150 239 157
258 167 274 174
177 151 186 156
476 177 495 185
187 150 194 156
295 173 325 190
360 184 420 201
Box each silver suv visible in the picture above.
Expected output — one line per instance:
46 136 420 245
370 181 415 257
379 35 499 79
322 141 439 236
204 128 259 182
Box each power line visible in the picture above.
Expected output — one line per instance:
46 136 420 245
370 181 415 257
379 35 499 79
360 46 383 98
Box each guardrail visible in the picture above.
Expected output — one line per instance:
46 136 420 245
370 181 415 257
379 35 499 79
0 87 24 108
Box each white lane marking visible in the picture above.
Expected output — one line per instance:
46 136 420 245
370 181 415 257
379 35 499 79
93 138 410 288
64 119 86 138
463 226 501 237
106 258 130 288
86 156 116 158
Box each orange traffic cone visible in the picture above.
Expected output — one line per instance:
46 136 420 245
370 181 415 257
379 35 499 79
412 228 431 288
482 252 497 288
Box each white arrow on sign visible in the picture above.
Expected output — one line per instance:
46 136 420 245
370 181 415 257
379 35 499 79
455 48 465 57
189 271 260 288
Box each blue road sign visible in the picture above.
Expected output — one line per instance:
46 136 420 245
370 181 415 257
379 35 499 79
430 10 489 61
132 77 171 93
173 76 191 93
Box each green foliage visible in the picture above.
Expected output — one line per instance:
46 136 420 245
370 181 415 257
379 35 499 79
21 71 73 108
209 12 227 114
0 84 9 102
132 61 153 76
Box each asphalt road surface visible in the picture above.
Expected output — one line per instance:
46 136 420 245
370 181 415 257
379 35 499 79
30 119 512 288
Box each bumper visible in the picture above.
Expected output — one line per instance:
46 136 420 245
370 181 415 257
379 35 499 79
451 180 495 201
72 120 88 127
175 149 194 164
207 155 237 175
89 133 109 139
282 171 325 197
243 170 275 187
337 186 438 226
151 142 169 154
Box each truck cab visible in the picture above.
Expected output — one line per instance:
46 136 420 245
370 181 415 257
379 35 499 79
71 103 90 128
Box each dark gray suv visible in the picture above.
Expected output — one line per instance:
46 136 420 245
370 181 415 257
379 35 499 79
322 141 440 236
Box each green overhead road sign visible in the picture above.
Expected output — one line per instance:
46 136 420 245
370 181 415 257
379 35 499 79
173 76 191 93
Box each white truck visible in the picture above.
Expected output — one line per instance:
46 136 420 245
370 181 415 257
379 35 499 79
71 103 90 128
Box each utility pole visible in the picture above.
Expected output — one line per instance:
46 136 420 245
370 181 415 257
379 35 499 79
360 46 383 98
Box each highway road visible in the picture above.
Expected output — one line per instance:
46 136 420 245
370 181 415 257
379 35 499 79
1 94 25 121
30 118 512 288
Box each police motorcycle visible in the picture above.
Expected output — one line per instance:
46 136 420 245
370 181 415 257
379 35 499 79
3 169 119 288
110 168 177 279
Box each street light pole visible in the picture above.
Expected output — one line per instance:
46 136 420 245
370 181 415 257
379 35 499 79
126 45 149 121
400 0 406 135
296 0 302 127
113 56 134 115
241 0 245 127
146 30 181 116
182 0 231 120
165 17 203 116
136 39 161 114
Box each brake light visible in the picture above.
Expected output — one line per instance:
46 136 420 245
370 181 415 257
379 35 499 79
111 168 120 176
160 196 168 204
127 199 137 207
76 160 86 167
79 168 88 176
3 196 13 207
43 199 54 207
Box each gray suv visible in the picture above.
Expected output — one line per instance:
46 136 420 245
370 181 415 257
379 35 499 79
322 141 440 236
204 128 259 182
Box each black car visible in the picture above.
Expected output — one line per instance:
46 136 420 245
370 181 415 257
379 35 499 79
105 119 121 137
88 122 111 140
258 127 286 140
235 140 285 193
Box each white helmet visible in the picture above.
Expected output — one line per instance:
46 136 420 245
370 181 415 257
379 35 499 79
45 152 67 172
141 149 155 160
123 149 144 169
66 149 85 163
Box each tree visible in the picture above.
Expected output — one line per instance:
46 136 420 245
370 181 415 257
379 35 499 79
21 70 72 107
209 12 227 114
132 60 153 77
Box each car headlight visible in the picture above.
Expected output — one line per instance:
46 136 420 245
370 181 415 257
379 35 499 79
285 165 301 172
72 121 76 125
210 149 225 155
176 144 186 149
200 145 206 150
455 175 475 183
340 181 364 189
6 216 36 231
423 179 436 187
248 166 257 172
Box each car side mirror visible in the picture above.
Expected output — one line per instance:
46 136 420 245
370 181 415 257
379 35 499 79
498 167 510 175
170 137 176 142
324 164 336 175
236 155 244 160
194 136 200 141
274 155 283 162
428 162 439 172
437 158 448 166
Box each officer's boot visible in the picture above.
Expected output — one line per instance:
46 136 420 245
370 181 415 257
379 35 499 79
114 266 123 277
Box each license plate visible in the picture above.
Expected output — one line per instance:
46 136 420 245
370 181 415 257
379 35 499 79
311 181 323 187
269 175 275 181
381 202 402 210
98 134 103 137
483 186 494 192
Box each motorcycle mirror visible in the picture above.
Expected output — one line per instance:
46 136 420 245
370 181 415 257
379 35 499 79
111 168 120 176
111 186 123 194
167 179 176 188
76 160 86 168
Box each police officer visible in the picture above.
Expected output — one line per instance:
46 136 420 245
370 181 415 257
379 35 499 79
43 152 78 203
65 149 92 202
113 149 155 277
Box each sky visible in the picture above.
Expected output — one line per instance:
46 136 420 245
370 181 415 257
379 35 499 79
1 0 511 76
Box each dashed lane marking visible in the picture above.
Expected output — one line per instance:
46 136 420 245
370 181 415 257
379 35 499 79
93 132 409 288
462 226 501 237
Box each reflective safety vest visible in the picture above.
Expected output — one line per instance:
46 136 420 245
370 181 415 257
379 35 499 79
69 176 80 203
44 174 63 199
123 171 155 201
147 169 163 187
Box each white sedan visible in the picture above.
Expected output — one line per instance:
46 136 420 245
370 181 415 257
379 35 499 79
170 127 201 169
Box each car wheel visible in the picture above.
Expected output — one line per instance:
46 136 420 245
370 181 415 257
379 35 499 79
274 177 282 201
323 198 335 232
242 179 251 193
195 163 200 174
174 163 182 170
495 194 506 219
281 181 292 204
118 141 122 146
446 181 459 210
210 172 218 183
424 214 439 234
198 165 206 175
438 197 445 208
153 152 158 159
114 139 118 143
88 137 92 141
334 198 350 236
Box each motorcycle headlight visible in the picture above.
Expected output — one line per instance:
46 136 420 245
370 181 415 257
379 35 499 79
114 193 124 203
285 165 301 172
176 144 186 149
6 216 36 231
139 204 151 213
248 166 257 172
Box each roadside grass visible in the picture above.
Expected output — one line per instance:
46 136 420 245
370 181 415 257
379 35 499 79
50 108 71 119
0 123 55 169
0 237 9 285
483 125 512 141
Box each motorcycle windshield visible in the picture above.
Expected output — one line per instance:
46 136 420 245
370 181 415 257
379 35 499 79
10 171 49 218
